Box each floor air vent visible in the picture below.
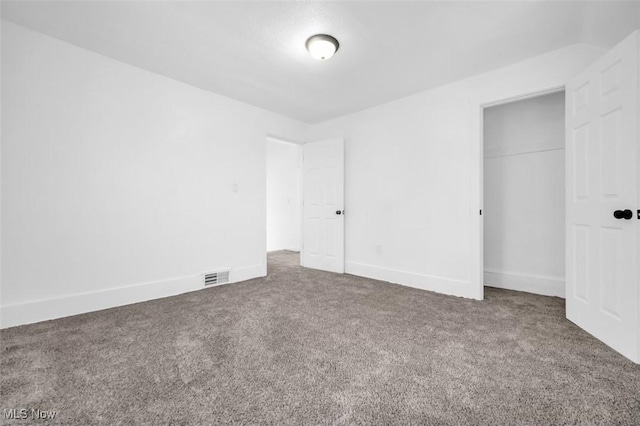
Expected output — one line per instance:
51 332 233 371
204 270 230 286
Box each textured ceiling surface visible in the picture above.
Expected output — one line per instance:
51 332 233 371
2 1 639 123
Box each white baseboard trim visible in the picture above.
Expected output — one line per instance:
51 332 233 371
484 269 565 298
345 261 478 299
233 263 265 283
0 264 264 329
267 247 300 253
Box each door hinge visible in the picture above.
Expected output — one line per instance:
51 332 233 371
637 209 640 220
480 209 482 215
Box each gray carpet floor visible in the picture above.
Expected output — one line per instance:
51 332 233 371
1 250 639 425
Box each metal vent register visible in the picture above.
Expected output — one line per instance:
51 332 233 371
204 271 230 286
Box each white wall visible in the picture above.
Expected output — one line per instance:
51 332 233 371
0 21 309 328
483 92 565 297
309 43 606 299
266 138 302 252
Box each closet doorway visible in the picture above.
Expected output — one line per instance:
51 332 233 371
482 90 565 297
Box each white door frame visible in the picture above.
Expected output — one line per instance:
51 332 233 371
264 134 304 266
476 85 566 300
264 134 346 273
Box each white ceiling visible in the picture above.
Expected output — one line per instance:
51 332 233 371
2 1 639 124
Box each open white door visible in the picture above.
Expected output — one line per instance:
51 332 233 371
302 138 345 273
566 31 639 363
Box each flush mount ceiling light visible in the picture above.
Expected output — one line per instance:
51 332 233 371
305 34 339 61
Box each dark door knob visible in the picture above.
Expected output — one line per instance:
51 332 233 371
336 210 343 215
613 209 633 220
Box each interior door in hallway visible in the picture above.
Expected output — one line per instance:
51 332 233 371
302 138 345 273
565 30 639 363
